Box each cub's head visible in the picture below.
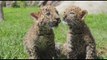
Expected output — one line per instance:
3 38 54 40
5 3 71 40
63 6 87 27
31 5 61 29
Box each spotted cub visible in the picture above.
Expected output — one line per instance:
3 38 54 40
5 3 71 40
23 5 61 59
62 6 97 59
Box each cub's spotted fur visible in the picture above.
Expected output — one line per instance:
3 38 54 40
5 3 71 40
23 5 61 59
62 6 97 59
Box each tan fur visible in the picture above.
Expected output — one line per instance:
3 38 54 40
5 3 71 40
23 5 61 59
62 5 97 59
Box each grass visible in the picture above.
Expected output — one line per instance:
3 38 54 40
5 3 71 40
0 7 107 59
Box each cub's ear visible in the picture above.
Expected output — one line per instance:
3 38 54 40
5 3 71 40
30 12 39 20
80 10 88 20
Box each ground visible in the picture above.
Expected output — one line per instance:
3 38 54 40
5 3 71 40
0 7 107 59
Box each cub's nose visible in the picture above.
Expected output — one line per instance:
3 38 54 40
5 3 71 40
55 18 61 23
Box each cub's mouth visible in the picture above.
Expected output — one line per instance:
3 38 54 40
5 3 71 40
49 21 59 28
63 18 70 25
49 18 61 28
62 18 67 25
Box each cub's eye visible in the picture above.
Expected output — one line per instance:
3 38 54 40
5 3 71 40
46 12 51 16
56 11 59 15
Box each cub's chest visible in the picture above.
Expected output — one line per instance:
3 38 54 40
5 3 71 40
36 35 51 50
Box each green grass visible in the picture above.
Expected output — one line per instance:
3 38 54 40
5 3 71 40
0 7 107 59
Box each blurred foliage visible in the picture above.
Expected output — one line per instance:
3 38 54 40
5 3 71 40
2 1 39 8
17 1 27 8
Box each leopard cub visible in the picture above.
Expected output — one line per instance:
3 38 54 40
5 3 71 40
23 5 61 59
62 5 97 59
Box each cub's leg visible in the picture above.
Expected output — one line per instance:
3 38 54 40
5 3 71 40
45 35 58 59
86 42 97 59
84 35 97 59
24 39 40 59
67 46 78 59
